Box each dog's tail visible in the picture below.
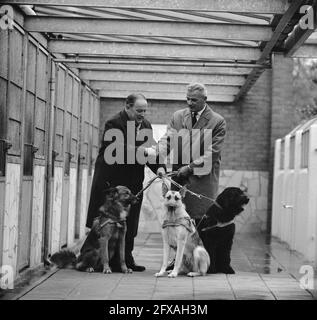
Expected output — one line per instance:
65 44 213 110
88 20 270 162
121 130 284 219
48 250 77 269
193 246 210 275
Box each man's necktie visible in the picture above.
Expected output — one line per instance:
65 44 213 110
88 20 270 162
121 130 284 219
191 112 198 127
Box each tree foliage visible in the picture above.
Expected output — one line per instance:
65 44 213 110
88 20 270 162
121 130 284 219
293 58 317 120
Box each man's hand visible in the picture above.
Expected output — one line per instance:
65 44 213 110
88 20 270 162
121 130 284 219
145 146 157 157
177 165 193 179
157 167 166 177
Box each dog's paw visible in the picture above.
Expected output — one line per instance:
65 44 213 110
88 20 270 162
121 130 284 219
168 271 178 278
121 266 133 274
86 267 95 273
103 267 112 274
155 271 166 277
187 272 201 277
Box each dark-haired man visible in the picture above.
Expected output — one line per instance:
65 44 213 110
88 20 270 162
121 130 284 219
86 93 163 272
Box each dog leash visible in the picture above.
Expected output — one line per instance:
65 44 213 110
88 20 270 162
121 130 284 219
96 217 126 233
163 173 216 204
162 172 219 231
133 171 222 233
135 175 160 199
134 171 179 199
136 171 216 230
135 172 217 235
135 171 217 203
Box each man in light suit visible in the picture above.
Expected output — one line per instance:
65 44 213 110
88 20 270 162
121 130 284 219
152 82 226 221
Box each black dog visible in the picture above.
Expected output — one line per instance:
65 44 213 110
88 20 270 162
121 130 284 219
197 187 249 274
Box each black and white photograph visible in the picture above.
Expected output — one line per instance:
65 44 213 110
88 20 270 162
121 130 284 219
0 0 317 309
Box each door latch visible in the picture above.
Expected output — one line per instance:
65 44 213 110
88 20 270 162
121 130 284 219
31 146 39 154
0 139 12 152
52 150 59 158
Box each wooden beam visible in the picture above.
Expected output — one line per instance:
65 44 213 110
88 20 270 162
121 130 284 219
258 0 305 64
79 70 246 86
285 25 315 56
67 63 251 75
235 0 306 101
284 5 317 57
4 0 290 14
292 44 317 57
98 90 235 102
234 68 265 101
305 32 317 44
48 41 261 61
25 17 273 41
89 80 240 95
57 57 265 68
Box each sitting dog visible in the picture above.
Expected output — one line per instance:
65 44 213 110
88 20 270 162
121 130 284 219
155 183 210 278
49 185 137 274
197 187 249 274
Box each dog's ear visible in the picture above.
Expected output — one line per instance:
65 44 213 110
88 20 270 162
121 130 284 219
179 187 187 198
162 182 169 197
103 187 118 198
240 185 248 193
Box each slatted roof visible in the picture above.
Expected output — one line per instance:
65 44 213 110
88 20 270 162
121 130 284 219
4 0 317 102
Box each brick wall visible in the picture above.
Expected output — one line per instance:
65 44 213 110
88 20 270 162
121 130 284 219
100 69 272 171
267 53 295 234
271 53 296 146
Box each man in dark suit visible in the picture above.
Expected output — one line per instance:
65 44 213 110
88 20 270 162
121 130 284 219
86 93 163 271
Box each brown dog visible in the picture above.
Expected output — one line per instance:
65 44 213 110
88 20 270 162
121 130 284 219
50 185 137 274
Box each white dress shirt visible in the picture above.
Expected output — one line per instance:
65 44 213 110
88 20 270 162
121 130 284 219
192 104 207 123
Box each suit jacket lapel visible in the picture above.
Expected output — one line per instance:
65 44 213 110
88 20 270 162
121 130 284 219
195 105 212 129
120 110 129 132
183 108 192 129
183 105 213 130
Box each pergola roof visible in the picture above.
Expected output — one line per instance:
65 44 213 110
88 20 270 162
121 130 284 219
5 0 317 102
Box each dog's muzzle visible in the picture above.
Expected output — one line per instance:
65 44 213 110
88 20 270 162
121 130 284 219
241 195 250 205
122 194 138 206
130 194 139 204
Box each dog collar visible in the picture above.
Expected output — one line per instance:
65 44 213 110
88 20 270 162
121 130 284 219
214 201 223 210
216 220 234 227
201 219 234 232
98 218 126 230
162 217 195 233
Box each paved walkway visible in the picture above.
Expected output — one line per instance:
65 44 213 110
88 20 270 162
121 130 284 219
12 232 317 300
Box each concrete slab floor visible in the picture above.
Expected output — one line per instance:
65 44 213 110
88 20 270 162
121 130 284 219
2 232 317 300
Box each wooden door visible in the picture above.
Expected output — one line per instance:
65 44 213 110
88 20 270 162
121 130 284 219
75 86 91 239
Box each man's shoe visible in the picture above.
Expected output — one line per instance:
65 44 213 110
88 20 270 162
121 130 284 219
127 263 146 272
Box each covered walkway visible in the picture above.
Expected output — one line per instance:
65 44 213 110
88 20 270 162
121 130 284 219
1 0 317 299
6 232 316 300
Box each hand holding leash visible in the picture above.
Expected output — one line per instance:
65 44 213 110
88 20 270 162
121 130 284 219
135 170 215 205
144 146 157 157
156 167 166 178
177 165 193 179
